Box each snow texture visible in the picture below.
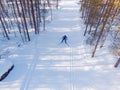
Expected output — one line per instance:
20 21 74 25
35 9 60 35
0 59 13 79
0 0 120 90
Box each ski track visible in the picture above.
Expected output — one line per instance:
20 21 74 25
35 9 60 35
22 1 82 89
20 0 93 90
20 36 40 90
29 0 83 90
0 0 120 90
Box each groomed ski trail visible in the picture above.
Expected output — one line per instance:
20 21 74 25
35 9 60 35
0 0 120 90
20 36 41 90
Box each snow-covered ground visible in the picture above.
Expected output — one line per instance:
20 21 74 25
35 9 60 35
0 0 120 90
0 59 14 81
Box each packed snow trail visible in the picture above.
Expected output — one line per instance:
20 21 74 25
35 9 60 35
20 35 40 90
0 0 120 90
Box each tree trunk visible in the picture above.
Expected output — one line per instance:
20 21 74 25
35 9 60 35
92 0 115 57
114 58 120 68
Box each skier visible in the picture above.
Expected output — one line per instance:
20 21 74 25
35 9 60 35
60 35 68 45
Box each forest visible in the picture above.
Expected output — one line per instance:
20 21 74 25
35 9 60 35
0 0 120 67
79 0 120 67
0 0 59 41
0 0 120 89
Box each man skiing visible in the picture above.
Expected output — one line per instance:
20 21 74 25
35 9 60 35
60 35 68 45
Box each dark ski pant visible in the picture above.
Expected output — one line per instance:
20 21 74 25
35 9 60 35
61 39 67 44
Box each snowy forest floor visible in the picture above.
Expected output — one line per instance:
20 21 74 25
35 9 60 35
0 0 120 90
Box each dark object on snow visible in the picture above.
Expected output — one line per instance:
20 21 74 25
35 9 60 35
18 44 21 47
114 58 120 68
61 35 68 44
0 65 14 81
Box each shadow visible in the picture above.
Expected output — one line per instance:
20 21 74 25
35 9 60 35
2 62 28 82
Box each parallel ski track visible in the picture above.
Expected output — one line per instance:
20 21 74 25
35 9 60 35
20 37 39 90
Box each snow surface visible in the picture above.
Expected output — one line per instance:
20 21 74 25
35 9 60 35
0 0 120 90
0 59 13 78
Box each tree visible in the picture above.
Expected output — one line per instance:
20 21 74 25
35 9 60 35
0 0 58 42
80 0 120 57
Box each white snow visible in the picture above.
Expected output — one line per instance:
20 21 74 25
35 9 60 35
0 0 120 90
0 59 13 78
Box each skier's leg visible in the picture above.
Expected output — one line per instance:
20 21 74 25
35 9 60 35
58 40 63 45
61 39 64 43
65 40 67 44
65 39 68 44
